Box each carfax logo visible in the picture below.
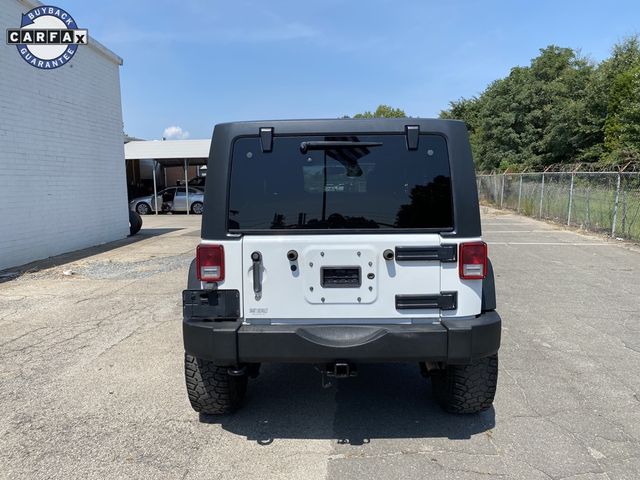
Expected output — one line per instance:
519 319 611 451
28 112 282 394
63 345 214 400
6 5 88 69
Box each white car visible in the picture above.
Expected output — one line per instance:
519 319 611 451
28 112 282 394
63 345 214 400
129 187 204 215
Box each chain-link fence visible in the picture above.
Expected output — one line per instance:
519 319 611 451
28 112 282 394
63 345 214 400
477 172 640 241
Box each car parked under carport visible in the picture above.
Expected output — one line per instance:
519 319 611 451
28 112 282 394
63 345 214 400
129 187 204 215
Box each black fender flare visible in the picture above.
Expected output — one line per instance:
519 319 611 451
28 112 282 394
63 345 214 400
187 258 199 289
481 258 496 312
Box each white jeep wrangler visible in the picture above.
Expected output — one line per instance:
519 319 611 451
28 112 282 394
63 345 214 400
183 119 500 415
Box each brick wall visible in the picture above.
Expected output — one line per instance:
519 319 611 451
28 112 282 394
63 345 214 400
0 0 128 270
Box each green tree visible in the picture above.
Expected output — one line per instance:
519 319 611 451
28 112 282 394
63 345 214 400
596 37 640 164
442 46 596 171
577 36 640 164
349 37 640 171
350 105 407 118
604 65 640 162
440 96 482 162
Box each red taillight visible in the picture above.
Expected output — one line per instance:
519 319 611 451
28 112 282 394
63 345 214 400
459 242 487 280
196 244 225 281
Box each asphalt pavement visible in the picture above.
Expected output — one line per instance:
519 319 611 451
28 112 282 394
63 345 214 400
0 210 639 480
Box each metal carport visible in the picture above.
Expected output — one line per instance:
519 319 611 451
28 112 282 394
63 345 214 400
124 139 211 215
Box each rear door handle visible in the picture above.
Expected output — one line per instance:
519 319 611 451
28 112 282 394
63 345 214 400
251 251 262 298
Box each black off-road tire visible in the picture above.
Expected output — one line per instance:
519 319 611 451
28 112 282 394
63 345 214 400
185 354 247 414
431 354 498 414
129 210 143 236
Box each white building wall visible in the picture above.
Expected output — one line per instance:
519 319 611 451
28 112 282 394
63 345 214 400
0 0 129 270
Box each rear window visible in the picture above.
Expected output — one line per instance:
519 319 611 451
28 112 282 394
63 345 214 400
228 134 453 231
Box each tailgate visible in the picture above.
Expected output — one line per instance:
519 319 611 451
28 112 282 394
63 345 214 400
225 131 473 324
242 234 450 323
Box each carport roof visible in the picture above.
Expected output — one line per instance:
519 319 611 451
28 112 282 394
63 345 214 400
124 140 211 164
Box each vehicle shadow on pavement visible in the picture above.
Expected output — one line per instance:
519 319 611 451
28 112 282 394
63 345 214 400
200 363 495 445
0 227 182 282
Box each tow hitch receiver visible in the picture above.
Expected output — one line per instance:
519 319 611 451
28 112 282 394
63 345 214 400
329 362 356 378
316 362 358 388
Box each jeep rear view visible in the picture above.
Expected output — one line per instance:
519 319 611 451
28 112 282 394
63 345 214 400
183 119 501 415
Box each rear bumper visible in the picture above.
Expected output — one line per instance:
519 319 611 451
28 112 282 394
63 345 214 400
183 309 501 366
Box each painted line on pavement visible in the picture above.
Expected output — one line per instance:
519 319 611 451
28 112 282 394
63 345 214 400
484 230 574 233
488 242 612 246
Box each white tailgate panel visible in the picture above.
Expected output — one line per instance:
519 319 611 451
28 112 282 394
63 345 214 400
242 234 445 321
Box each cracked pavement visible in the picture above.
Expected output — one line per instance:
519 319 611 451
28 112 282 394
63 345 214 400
0 210 639 479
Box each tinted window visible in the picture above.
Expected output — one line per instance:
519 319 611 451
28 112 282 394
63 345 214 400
228 135 453 230
174 188 200 196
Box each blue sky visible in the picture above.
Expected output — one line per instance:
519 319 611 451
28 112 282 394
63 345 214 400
59 0 639 140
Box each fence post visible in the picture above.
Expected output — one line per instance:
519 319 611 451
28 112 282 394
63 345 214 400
611 173 621 237
585 187 590 227
500 174 505 208
517 174 523 213
567 173 575 226
539 173 545 218
621 188 627 236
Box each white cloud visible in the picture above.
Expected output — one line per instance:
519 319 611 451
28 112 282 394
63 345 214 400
163 126 190 140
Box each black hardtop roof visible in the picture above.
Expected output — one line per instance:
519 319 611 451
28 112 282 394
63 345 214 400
212 118 466 137
201 118 481 239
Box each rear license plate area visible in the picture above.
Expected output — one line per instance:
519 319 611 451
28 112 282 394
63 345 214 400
321 267 361 288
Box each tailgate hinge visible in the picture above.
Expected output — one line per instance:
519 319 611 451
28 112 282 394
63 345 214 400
260 127 273 152
405 125 420 150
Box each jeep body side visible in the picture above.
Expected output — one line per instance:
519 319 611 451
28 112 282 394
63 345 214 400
183 119 500 414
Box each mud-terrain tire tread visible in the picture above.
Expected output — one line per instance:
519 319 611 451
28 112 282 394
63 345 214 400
432 354 498 414
185 354 247 414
